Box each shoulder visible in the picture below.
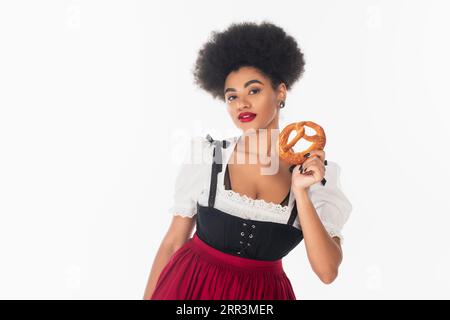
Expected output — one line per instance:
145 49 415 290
308 160 343 192
307 159 352 217
178 134 238 167
324 160 343 186
179 135 214 165
307 159 353 243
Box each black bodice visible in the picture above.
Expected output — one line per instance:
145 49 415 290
195 135 303 261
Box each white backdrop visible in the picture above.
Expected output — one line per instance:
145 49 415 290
0 0 449 299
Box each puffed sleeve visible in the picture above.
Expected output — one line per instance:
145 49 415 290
307 161 353 244
168 136 213 218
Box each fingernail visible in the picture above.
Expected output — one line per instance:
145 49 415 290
289 165 295 173
324 159 328 166
299 164 303 172
321 178 327 186
304 153 310 158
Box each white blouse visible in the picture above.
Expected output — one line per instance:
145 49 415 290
168 135 353 244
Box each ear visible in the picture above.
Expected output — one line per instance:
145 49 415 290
277 82 287 101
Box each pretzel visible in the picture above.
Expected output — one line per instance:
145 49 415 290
278 121 326 165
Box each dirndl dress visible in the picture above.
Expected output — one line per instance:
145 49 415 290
150 135 303 300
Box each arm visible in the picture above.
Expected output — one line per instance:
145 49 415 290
294 188 342 284
290 149 347 284
142 215 196 299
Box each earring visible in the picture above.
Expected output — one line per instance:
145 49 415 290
279 100 285 108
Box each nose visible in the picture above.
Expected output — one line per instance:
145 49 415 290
236 99 250 111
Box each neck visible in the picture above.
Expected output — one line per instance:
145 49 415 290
239 118 280 158
234 116 292 173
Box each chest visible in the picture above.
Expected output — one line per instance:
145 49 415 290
226 161 292 204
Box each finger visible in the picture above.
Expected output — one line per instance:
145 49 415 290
303 163 325 177
304 168 325 184
304 150 325 163
290 164 302 175
302 156 323 168
301 158 325 173
303 165 325 176
294 165 311 178
300 165 325 176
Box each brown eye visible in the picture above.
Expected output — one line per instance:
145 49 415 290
227 88 260 102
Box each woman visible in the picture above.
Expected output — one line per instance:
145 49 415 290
144 21 353 300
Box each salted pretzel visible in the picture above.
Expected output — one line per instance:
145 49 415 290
278 121 326 165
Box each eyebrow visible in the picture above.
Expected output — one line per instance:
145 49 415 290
224 79 264 95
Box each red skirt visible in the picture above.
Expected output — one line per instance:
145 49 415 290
150 233 297 300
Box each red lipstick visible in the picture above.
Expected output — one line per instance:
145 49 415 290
238 112 257 122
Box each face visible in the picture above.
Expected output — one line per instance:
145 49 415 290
223 66 286 134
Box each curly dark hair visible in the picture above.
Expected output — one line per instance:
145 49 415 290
192 21 305 102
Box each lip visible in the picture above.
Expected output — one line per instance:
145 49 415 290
238 112 257 122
